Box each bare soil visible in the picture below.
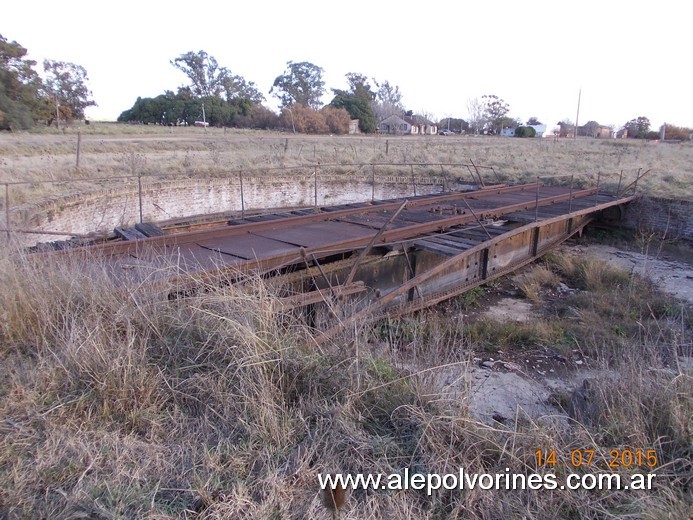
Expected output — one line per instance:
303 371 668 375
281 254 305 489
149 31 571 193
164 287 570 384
427 239 693 426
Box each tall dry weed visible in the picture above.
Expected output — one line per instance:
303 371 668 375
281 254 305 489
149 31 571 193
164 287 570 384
0 242 691 518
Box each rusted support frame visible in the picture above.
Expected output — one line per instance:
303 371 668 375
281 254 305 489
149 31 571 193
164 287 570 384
315 196 634 343
402 247 423 301
469 158 485 187
280 282 366 310
480 248 489 280
530 227 540 256
618 168 650 197
301 248 336 298
343 200 408 288
462 198 493 240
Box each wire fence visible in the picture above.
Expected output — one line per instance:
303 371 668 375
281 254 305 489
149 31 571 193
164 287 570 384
1 162 644 242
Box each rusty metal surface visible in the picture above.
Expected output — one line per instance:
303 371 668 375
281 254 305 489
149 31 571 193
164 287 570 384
46 183 635 328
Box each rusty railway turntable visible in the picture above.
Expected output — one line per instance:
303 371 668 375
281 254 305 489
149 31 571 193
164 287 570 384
53 181 634 337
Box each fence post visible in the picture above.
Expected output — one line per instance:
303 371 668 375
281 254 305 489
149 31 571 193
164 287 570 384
137 171 143 224
410 164 417 197
314 164 318 207
535 176 540 222
594 172 600 207
76 128 82 169
371 164 375 201
239 171 245 219
568 174 574 213
4 183 9 240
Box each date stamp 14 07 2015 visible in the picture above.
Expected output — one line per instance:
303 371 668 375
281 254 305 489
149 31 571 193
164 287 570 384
535 448 658 470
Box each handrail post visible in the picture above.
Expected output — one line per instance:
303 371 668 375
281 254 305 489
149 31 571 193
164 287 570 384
594 172 600 207
410 164 417 196
568 174 574 213
314 164 318 208
371 163 375 202
616 169 623 196
534 176 540 222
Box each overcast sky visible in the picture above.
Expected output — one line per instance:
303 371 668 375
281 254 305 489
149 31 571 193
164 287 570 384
4 0 689 130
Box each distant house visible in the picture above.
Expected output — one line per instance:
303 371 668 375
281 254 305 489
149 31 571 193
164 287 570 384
578 121 613 138
349 119 360 134
529 124 547 137
500 127 516 137
558 122 575 138
379 114 437 135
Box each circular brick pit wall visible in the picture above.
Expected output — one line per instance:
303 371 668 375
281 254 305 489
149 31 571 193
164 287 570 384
9 174 449 247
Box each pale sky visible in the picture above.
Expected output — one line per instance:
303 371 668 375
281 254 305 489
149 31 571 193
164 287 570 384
4 1 689 130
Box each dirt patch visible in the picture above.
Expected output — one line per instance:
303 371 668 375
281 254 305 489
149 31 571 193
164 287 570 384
482 297 535 322
421 241 693 427
571 243 693 304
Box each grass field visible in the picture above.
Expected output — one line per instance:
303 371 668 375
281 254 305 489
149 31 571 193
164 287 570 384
0 125 691 518
1 123 692 209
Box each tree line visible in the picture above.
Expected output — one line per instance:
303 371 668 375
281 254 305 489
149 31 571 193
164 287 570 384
119 52 411 134
3 35 690 139
0 34 96 130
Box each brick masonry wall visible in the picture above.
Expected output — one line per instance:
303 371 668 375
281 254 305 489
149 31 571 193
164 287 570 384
8 175 448 247
622 196 693 241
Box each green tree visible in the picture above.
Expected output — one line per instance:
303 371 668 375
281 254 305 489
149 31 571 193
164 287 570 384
172 50 264 105
0 34 42 129
271 61 325 109
172 50 226 98
527 116 542 125
482 94 510 134
515 126 537 137
623 116 651 139
41 59 96 123
329 72 377 133
221 74 264 104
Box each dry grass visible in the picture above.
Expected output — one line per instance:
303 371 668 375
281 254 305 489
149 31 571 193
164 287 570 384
1 124 692 212
516 265 561 302
1 242 690 518
1 127 692 517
